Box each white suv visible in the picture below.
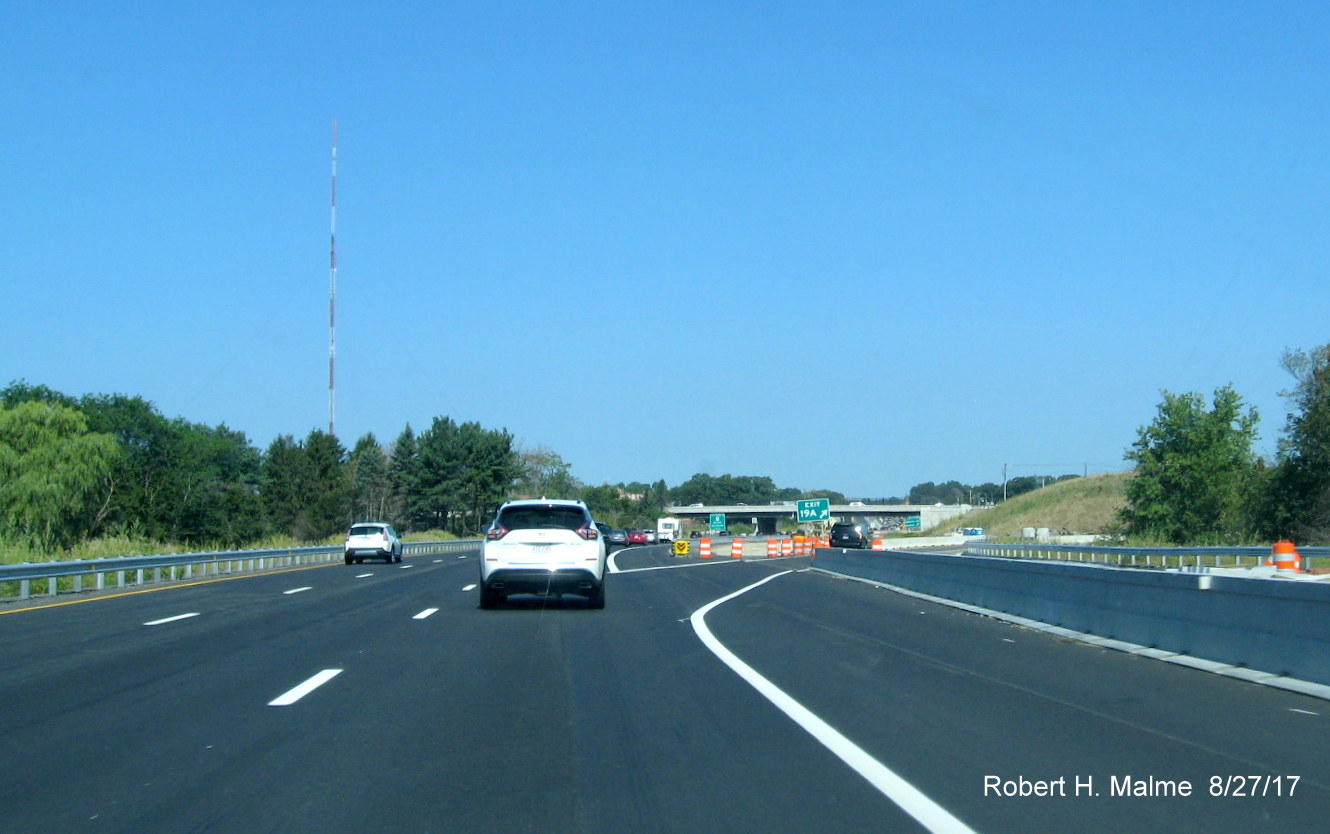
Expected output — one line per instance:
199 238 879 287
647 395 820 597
480 499 606 609
344 522 403 564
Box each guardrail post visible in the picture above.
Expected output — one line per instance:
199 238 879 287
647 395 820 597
20 579 30 599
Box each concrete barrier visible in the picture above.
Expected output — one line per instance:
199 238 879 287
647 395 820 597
813 547 1330 689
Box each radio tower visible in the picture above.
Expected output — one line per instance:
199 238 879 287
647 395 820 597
328 119 338 437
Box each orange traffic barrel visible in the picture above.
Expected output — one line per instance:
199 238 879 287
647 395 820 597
699 537 712 559
1272 540 1301 573
731 537 743 559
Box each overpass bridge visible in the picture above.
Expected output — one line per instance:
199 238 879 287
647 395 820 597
662 502 973 535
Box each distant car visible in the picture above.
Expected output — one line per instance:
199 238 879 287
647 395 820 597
479 499 606 609
606 528 629 546
643 530 658 544
627 529 648 545
344 522 403 564
830 521 871 549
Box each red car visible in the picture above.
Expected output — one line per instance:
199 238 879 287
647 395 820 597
627 529 648 545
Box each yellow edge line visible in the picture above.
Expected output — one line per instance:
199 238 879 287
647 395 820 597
0 560 341 616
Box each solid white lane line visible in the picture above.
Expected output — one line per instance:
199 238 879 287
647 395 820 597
691 572 977 834
269 669 343 706
413 608 439 620
283 587 313 595
143 613 200 626
615 559 746 574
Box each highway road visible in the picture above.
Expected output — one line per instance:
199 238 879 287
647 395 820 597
2 544 1327 832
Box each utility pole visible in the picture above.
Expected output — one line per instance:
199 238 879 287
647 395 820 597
1002 462 1008 501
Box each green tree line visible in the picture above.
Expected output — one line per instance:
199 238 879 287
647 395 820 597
0 383 522 549
1119 342 1330 545
0 378 1101 553
16 338 1329 553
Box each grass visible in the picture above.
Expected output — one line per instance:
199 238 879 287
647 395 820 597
924 472 1132 540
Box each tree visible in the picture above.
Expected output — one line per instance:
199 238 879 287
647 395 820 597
516 445 581 499
387 425 426 531
348 433 391 523
76 392 179 539
453 422 521 533
910 480 969 504
582 484 634 525
1119 386 1259 543
670 473 719 506
0 380 78 410
0 401 121 548
165 422 264 545
302 430 349 540
261 435 309 538
406 418 521 535
670 473 779 506
5 384 269 546
1264 345 1330 541
413 417 464 532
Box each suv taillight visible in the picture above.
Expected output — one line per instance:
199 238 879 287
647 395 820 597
576 523 599 541
487 525 508 541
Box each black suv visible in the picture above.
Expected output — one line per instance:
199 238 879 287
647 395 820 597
830 521 872 549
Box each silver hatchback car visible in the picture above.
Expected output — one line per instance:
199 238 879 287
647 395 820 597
479 499 606 608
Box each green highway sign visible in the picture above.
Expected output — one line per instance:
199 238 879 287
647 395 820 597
796 498 831 524
905 516 921 530
709 513 726 531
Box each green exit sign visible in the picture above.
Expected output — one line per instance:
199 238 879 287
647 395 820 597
796 498 830 523
709 513 726 531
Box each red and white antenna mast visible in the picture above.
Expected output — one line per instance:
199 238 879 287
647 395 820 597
328 119 338 437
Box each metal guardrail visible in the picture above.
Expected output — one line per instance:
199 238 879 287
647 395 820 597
0 540 482 601
963 542 1330 572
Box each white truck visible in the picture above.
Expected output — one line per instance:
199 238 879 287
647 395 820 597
656 517 683 543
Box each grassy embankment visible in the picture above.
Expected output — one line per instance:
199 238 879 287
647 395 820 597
926 472 1329 571
926 472 1131 539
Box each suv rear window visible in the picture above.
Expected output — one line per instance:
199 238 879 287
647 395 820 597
497 505 588 532
349 525 388 536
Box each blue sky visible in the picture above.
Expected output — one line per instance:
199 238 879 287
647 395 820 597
4 1 1329 498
